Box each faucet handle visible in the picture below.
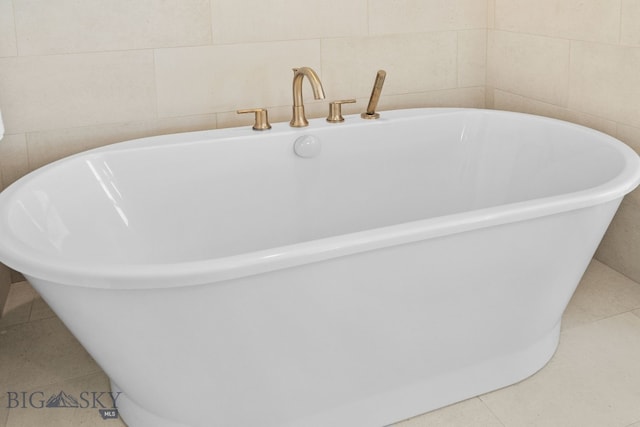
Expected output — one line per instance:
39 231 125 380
326 99 356 123
237 108 272 131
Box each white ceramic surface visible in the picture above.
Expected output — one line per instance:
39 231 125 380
0 108 638 427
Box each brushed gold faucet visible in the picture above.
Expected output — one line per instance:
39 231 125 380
290 67 326 127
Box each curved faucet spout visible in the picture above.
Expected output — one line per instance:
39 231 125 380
292 67 326 106
290 67 326 127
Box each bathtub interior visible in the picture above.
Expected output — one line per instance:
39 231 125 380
0 110 630 267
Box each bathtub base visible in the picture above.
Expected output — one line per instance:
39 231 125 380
113 323 560 427
111 382 189 427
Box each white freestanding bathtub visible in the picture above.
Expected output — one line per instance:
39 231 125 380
0 108 639 427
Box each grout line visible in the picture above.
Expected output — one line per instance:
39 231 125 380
564 39 572 109
596 260 640 287
26 289 35 322
10 0 19 57
207 0 214 45
485 28 490 92
619 0 623 45
477 396 508 427
562 310 640 337
151 48 159 122
624 418 640 427
455 31 460 88
366 0 371 36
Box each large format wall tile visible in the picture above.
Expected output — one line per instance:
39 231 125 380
622 0 640 46
369 0 486 34
495 0 620 43
211 0 367 44
381 87 486 111
155 40 321 118
0 51 157 134
569 41 640 129
488 31 570 106
13 0 212 55
322 33 458 99
25 114 219 170
458 30 487 88
492 89 618 136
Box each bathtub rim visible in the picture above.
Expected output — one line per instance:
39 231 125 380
0 108 639 289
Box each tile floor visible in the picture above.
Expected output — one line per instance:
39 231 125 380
1 259 640 427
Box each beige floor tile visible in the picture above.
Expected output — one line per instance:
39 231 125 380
480 313 640 427
392 397 503 427
5 372 127 427
0 393 9 427
562 260 640 330
0 317 101 391
627 421 640 427
0 282 36 329
28 297 56 322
